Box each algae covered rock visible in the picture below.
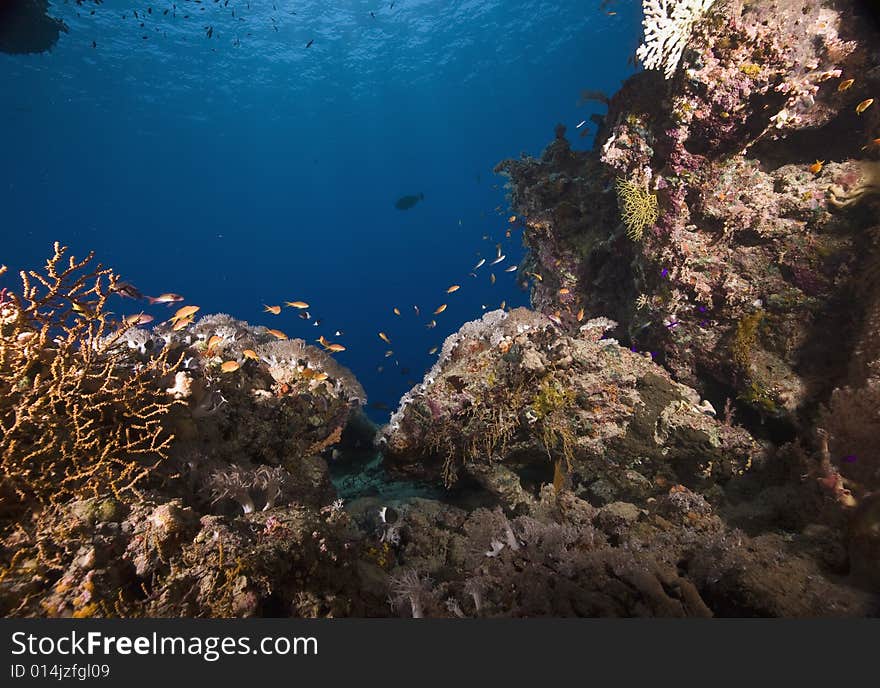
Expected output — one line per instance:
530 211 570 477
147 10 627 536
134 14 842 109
496 0 880 425
382 308 762 510
0 313 377 618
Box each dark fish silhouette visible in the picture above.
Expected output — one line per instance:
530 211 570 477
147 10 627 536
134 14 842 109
306 38 314 48
394 192 424 210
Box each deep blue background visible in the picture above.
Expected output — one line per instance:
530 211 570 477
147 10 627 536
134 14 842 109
1 0 640 415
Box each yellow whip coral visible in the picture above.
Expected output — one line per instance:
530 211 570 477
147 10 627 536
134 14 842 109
0 244 179 520
616 177 659 241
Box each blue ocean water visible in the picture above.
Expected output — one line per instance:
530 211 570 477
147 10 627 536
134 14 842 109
1 0 640 417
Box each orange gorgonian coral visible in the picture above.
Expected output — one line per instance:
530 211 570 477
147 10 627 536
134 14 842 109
0 243 179 520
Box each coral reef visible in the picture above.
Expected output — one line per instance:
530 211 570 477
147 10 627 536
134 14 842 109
382 308 760 511
0 248 370 616
495 0 880 432
4 0 880 618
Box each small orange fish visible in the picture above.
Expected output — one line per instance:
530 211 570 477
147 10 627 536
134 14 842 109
500 300 506 310
428 346 438 355
577 308 585 322
326 343 346 353
285 301 310 309
379 332 392 344
527 272 543 282
220 361 240 373
809 159 825 174
490 273 496 285
433 304 447 315
393 307 401 316
446 285 460 293
124 313 154 326
266 328 287 340
172 317 193 331
147 293 184 305
312 371 329 381
264 304 281 315
207 335 223 348
242 349 259 361
508 215 516 223
837 78 854 92
172 305 200 322
559 288 570 295
317 335 330 347
856 98 874 115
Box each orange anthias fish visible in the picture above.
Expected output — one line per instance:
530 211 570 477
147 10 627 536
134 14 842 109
379 332 392 344
577 307 585 322
446 285 460 293
837 78 854 92
428 346 438 355
326 343 346 353
123 313 154 326
220 361 240 373
285 301 310 309
809 160 825 174
856 98 874 115
559 288 570 295
207 335 223 349
264 304 281 315
266 328 288 340
317 335 331 348
242 349 259 361
312 371 329 381
393 307 401 316
146 293 184 305
508 215 517 223
172 305 200 322
172 317 193 331
433 304 447 315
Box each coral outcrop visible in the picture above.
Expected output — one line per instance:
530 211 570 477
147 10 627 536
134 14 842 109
0 249 372 616
382 308 760 511
496 0 880 431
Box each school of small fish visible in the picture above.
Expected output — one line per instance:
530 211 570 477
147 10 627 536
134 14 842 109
113 198 595 411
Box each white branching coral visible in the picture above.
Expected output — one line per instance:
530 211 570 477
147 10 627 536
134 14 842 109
636 0 716 79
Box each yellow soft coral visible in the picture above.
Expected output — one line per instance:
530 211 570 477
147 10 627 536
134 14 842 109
616 177 659 241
